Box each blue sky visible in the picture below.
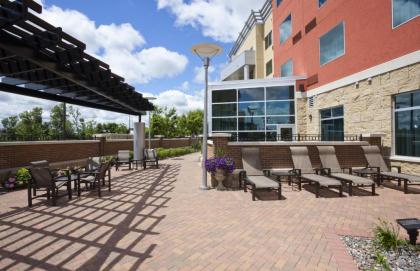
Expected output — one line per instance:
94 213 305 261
0 0 266 126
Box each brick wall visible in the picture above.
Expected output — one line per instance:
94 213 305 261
207 133 374 170
0 137 198 170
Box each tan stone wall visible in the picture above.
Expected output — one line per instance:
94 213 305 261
297 63 420 172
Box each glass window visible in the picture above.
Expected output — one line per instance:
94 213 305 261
281 59 293 77
265 31 272 49
319 0 327 7
393 0 420 28
394 90 420 157
266 101 295 115
320 106 344 141
276 0 282 7
280 14 292 44
238 87 264 102
320 22 345 65
238 132 266 142
238 117 265 131
212 118 237 131
266 60 273 76
266 86 294 100
267 116 295 125
212 104 236 117
212 89 236 103
238 102 265 116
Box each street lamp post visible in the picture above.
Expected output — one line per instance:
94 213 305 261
191 43 222 190
144 97 157 149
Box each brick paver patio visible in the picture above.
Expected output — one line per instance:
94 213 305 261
0 153 419 271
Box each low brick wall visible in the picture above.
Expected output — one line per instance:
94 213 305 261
0 137 198 170
207 134 381 170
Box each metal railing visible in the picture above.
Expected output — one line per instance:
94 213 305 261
229 133 362 142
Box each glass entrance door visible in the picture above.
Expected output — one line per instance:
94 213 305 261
277 125 295 141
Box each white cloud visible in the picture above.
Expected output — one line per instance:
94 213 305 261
193 66 215 84
38 4 188 84
0 93 133 128
157 0 266 42
142 90 204 115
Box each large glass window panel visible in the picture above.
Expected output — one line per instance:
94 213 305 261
266 132 277 141
281 59 293 77
276 0 282 7
212 104 236 117
266 101 295 115
212 89 236 103
332 106 344 117
267 116 295 125
280 14 292 44
395 92 420 109
320 22 345 65
319 0 327 7
238 132 266 142
212 118 237 131
266 86 294 100
238 102 265 116
238 87 264 102
395 109 420 157
393 0 420 28
266 60 273 76
321 118 344 141
320 108 332 119
238 117 265 131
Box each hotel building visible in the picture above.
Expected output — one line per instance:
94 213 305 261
209 0 420 172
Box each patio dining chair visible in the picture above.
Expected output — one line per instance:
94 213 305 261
116 150 132 171
317 146 375 196
240 147 281 201
290 147 343 198
78 162 111 197
355 145 420 193
81 157 111 185
28 160 71 207
143 149 159 169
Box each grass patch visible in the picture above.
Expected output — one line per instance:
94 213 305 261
373 219 406 251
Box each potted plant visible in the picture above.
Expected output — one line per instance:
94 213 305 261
15 168 31 188
205 156 235 190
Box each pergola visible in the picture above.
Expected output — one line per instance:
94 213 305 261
0 0 153 117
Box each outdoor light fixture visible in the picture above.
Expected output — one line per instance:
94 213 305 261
144 96 157 150
191 43 223 190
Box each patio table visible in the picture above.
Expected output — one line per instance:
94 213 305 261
270 170 296 186
55 174 80 200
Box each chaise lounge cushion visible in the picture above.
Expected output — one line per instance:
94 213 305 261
246 175 279 189
330 173 374 185
381 172 420 183
301 173 341 187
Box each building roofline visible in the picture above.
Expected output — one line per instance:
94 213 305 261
228 0 272 58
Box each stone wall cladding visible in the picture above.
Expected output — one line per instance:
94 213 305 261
297 63 420 173
0 138 198 169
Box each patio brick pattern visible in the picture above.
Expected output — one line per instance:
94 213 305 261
0 153 419 270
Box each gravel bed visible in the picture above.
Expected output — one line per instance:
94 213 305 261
341 235 420 271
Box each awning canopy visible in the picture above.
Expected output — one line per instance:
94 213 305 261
0 0 153 115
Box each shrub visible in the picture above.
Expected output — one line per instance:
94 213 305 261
373 219 406 251
15 168 31 187
156 147 197 160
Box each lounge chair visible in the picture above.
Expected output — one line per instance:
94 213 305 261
78 162 110 197
355 145 420 193
290 147 343 198
240 147 281 201
28 160 71 206
317 146 375 196
143 149 159 169
115 150 132 171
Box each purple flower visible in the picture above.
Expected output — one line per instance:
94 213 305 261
205 157 235 175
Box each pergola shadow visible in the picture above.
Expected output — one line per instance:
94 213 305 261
0 163 181 271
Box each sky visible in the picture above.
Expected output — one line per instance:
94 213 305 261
0 0 266 127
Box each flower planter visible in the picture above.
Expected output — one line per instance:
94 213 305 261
214 169 227 191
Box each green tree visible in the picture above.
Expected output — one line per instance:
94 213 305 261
49 103 74 139
151 107 178 138
15 107 45 140
1 115 19 140
185 110 203 136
